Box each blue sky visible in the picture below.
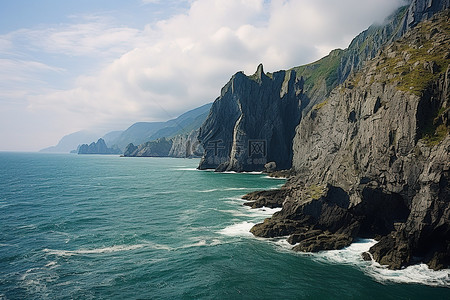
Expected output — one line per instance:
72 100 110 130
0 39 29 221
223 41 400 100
0 0 404 151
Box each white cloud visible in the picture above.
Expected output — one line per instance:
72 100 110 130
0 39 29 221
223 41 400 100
0 0 405 150
2 18 147 58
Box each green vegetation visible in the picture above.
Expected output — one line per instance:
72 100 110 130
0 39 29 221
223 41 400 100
292 49 344 97
422 124 448 147
420 106 449 147
313 100 328 110
374 15 450 96
306 184 326 200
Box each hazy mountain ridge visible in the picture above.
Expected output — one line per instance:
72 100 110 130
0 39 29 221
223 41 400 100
41 103 212 154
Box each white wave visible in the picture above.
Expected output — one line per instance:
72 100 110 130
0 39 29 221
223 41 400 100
244 206 282 218
314 238 377 265
42 243 170 257
198 188 220 193
222 171 263 175
222 196 247 202
199 187 256 193
218 221 255 237
217 209 250 217
172 168 198 171
366 262 450 287
45 261 58 268
311 239 450 287
262 176 288 180
180 239 223 249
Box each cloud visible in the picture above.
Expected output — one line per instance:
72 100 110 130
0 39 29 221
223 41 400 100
0 0 405 150
1 17 146 58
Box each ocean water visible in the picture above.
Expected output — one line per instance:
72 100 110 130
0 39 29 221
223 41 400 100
0 153 449 299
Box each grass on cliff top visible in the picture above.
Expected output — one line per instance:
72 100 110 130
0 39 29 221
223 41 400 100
374 13 450 96
291 49 344 96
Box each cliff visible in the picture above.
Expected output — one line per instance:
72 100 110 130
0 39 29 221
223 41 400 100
123 137 173 157
249 10 450 270
78 138 122 155
168 129 204 158
198 64 304 172
196 1 450 173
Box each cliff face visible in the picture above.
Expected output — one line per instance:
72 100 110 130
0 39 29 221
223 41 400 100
168 129 203 158
250 11 450 270
196 1 450 173
78 138 121 155
198 64 304 172
122 129 203 158
123 137 173 157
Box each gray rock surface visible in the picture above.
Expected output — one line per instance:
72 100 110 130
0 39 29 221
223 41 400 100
250 9 450 270
123 137 173 157
198 64 304 172
168 129 204 158
78 138 121 155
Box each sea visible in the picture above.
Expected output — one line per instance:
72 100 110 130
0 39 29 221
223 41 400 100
0 152 449 299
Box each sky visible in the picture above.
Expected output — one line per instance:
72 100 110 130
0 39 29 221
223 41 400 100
0 0 405 151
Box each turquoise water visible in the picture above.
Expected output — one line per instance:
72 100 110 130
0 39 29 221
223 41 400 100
0 153 449 299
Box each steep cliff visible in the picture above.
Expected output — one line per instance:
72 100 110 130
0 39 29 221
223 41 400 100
123 137 173 157
250 11 450 270
78 138 122 155
197 1 450 173
299 0 450 111
168 129 203 158
198 64 304 172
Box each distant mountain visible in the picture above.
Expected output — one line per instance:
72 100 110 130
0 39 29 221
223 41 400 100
147 103 211 141
110 103 212 150
102 131 123 146
40 131 100 153
109 122 166 151
40 103 212 153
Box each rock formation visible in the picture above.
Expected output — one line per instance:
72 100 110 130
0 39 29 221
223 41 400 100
196 1 450 173
77 138 122 155
198 64 304 172
249 8 450 270
122 129 204 158
168 129 204 158
123 137 173 157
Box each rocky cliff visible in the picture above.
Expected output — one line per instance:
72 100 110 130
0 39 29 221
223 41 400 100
168 129 204 158
196 1 450 173
249 10 450 270
123 137 173 157
78 138 122 155
198 64 304 172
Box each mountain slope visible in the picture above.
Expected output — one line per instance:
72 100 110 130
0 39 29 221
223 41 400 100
39 131 100 153
250 9 449 270
197 1 446 172
110 103 211 150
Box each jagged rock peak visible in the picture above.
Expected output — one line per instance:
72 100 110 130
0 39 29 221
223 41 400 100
256 63 264 78
248 63 268 83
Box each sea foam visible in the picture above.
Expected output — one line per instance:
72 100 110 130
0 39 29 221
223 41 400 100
219 221 255 237
42 243 171 257
273 238 450 287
